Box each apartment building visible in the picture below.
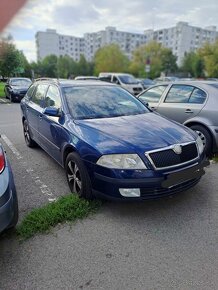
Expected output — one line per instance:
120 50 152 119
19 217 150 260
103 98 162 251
36 29 85 61
36 23 218 65
144 22 218 65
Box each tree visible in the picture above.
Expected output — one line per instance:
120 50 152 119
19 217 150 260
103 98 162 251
181 51 204 78
129 41 177 79
57 55 77 78
41 54 58 77
0 41 23 78
198 40 218 77
94 44 129 75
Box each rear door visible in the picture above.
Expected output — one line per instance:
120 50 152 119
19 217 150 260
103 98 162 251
26 84 48 144
157 84 207 123
38 85 63 163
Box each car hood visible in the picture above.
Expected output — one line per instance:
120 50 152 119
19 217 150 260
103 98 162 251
74 113 196 155
11 85 30 90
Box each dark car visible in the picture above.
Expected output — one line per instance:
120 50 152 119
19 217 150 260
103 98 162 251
137 78 155 89
4 77 32 102
137 81 218 156
20 79 207 200
0 142 18 233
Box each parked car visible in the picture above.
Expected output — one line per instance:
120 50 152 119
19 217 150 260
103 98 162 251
4 77 32 102
137 78 155 89
20 79 207 200
154 76 179 83
98 73 143 95
137 81 218 156
0 142 18 233
74 76 99 80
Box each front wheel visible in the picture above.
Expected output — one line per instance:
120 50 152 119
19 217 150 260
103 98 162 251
190 125 212 156
65 152 93 199
23 120 36 147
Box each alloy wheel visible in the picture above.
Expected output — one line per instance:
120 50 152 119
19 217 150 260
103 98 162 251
67 160 82 194
195 130 206 147
23 122 30 144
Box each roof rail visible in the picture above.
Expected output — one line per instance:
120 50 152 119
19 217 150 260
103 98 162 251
33 78 59 84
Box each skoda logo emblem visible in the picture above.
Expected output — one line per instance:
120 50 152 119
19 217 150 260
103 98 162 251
173 144 182 154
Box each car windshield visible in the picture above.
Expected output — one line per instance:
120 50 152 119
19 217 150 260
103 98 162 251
63 86 149 120
118 75 139 84
10 79 31 86
142 79 155 85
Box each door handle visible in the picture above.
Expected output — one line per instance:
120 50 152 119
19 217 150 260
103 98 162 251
185 109 193 113
150 107 157 111
39 114 43 119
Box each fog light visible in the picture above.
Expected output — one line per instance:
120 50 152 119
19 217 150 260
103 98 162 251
119 188 140 197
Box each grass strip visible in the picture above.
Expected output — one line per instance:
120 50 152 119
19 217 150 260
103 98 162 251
0 82 5 98
213 154 218 162
16 194 101 239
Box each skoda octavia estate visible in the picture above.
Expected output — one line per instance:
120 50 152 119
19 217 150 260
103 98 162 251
20 79 208 200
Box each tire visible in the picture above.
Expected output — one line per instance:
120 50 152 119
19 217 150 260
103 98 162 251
23 119 36 147
65 152 93 199
9 93 14 102
190 125 212 156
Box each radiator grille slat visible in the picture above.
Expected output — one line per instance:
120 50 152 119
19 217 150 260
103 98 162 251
148 143 198 169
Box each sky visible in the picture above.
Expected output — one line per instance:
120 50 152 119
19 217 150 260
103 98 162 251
1 0 218 62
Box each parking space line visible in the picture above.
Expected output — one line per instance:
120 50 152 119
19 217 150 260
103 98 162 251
1 134 57 202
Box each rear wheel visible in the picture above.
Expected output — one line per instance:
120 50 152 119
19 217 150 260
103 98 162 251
65 152 93 199
190 125 212 156
23 120 36 147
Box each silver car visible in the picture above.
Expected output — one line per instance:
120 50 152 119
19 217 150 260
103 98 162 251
137 81 218 156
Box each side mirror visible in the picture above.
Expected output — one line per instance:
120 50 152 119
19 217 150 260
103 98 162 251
44 107 62 117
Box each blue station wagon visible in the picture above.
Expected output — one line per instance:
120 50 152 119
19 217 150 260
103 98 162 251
20 79 208 200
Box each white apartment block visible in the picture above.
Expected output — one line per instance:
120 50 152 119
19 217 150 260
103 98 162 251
144 22 218 65
36 29 85 61
36 23 218 66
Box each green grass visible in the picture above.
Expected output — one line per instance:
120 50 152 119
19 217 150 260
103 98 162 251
16 194 101 240
213 154 218 162
0 82 5 98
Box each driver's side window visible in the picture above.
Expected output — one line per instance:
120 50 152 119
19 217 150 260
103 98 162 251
45 85 61 109
139 85 167 103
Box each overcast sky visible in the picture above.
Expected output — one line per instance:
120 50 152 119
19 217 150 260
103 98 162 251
2 0 218 61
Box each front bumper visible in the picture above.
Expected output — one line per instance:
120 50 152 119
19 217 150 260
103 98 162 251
11 92 26 101
91 158 209 200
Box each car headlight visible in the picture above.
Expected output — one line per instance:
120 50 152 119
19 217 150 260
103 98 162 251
96 154 147 169
196 136 204 155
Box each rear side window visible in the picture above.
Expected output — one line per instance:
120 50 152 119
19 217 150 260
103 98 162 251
165 85 206 104
31 84 48 107
165 85 194 103
139 85 167 103
189 88 207 104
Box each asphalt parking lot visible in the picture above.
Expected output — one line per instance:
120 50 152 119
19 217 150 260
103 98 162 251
0 103 218 290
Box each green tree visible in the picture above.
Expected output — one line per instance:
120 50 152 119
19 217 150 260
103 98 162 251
129 41 177 79
94 44 129 75
41 54 58 77
181 51 204 78
0 41 22 77
57 55 77 78
198 40 218 77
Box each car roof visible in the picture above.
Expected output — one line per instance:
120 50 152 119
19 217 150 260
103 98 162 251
151 80 218 88
33 78 116 87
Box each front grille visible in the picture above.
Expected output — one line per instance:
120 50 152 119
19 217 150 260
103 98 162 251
148 143 198 169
